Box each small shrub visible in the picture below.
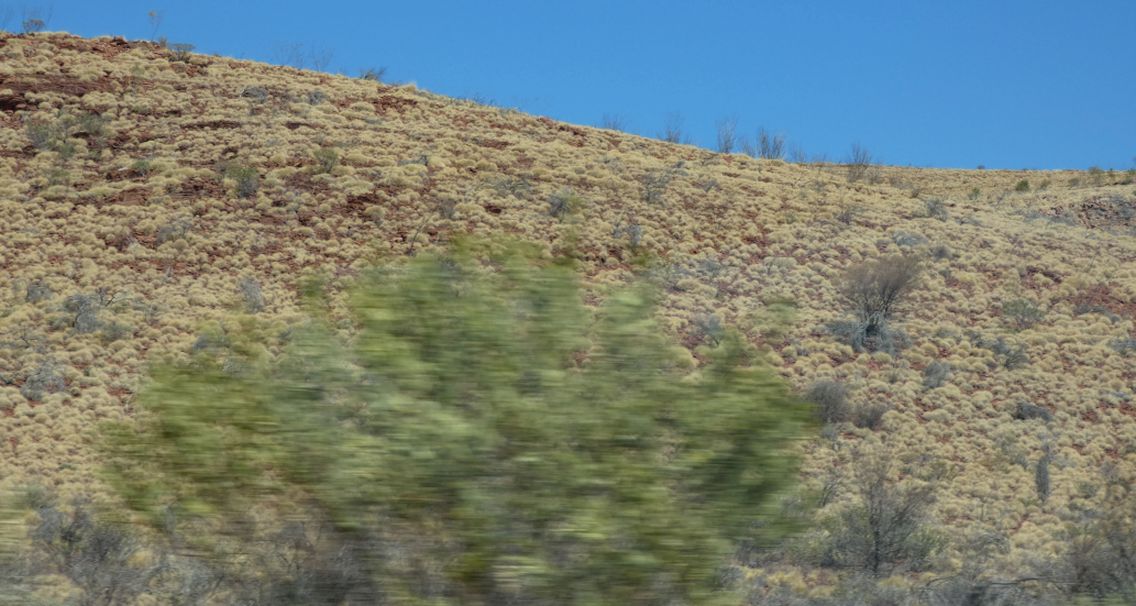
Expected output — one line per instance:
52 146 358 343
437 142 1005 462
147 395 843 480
922 361 951 389
24 118 55 149
805 380 851 424
691 313 724 346
818 455 940 576
716 117 737 153
240 86 269 103
660 112 687 144
1012 402 1052 422
1064 477 1136 600
599 113 626 131
62 293 102 333
1110 338 1136 356
169 42 195 62
25 280 52 304
223 162 259 198
307 89 328 105
641 162 685 205
238 276 265 313
852 403 890 430
835 205 859 225
1034 454 1051 502
21 18 45 33
360 67 387 82
25 497 160 605
757 128 785 160
930 243 953 260
611 221 643 251
1015 179 1031 192
833 256 920 353
846 143 874 182
744 128 785 160
155 218 192 245
20 362 65 401
100 322 133 344
312 147 339 174
922 197 949 220
547 188 583 219
892 230 928 248
129 158 153 177
1002 298 1044 330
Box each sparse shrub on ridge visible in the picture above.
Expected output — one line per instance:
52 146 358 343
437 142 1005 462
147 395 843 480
660 112 687 144
716 117 738 153
359 66 387 82
599 113 626 131
846 143 874 182
168 42 195 62
743 127 786 160
1015 179 1031 192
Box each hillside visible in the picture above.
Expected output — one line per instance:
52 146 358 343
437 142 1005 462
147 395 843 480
2 33 1135 598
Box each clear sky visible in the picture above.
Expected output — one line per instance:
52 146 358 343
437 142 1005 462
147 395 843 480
9 0 1135 169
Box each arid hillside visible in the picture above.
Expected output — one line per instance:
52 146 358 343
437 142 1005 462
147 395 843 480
2 33 1135 597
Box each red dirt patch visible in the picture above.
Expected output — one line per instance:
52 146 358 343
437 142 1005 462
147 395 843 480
47 35 134 59
373 95 418 115
186 119 241 130
0 73 112 102
1068 283 1136 321
476 138 511 150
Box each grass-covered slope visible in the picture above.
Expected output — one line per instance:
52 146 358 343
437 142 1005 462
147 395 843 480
2 32 1135 588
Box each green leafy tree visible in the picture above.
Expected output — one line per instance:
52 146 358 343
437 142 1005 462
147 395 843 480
101 242 810 605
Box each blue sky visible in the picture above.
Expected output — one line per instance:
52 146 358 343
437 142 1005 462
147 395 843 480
10 0 1135 169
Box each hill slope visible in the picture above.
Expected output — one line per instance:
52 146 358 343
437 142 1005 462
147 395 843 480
2 33 1135 592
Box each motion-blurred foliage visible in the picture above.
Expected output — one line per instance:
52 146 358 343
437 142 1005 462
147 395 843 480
100 241 811 605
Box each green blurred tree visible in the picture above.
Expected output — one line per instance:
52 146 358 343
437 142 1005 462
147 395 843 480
101 241 810 605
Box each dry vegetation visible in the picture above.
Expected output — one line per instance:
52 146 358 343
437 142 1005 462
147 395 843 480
1 32 1135 601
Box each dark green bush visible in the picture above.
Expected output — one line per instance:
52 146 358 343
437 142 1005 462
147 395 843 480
100 242 811 605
